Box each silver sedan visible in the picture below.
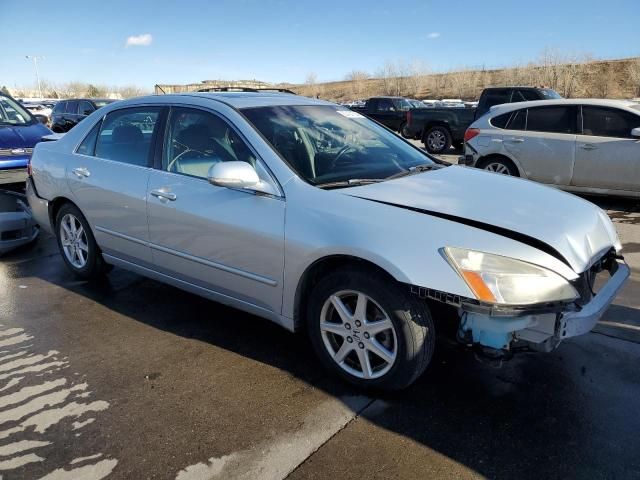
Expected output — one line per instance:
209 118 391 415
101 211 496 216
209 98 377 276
27 93 628 389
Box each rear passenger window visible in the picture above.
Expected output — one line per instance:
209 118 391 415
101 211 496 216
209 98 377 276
582 106 640 138
94 107 161 166
507 109 526 130
490 113 510 129
377 100 395 112
526 106 575 134
518 90 540 101
76 121 102 156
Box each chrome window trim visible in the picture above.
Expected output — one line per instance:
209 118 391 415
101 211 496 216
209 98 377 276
160 104 284 198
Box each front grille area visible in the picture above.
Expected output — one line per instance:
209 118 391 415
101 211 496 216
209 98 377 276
0 148 33 157
572 248 618 306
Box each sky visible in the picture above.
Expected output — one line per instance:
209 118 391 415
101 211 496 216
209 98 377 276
2 0 639 90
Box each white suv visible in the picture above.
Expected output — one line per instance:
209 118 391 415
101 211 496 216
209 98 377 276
461 99 640 198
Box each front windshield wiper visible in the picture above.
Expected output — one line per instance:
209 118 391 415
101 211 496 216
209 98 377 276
315 178 386 190
386 163 442 180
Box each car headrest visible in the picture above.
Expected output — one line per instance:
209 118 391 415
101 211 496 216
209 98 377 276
112 125 143 144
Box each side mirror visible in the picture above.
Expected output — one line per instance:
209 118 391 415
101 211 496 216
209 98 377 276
631 127 640 138
208 161 259 189
34 114 48 124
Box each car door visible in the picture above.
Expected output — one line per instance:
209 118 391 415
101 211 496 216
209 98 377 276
146 106 285 314
503 105 577 185
63 100 79 131
370 99 399 129
572 105 640 192
67 105 164 267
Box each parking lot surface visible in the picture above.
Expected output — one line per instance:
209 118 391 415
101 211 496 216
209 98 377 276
1 186 639 479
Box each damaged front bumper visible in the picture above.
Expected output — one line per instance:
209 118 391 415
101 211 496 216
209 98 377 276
412 255 630 354
0 189 39 255
457 258 630 353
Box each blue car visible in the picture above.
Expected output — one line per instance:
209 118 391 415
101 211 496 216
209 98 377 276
1 93 52 184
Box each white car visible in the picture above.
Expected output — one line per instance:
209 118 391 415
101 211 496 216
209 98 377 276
462 99 640 197
27 92 629 390
24 103 53 121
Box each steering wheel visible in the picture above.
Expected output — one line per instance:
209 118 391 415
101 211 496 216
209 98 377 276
327 145 357 173
167 138 209 172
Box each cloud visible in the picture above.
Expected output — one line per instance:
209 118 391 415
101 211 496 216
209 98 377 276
125 33 153 47
427 32 441 39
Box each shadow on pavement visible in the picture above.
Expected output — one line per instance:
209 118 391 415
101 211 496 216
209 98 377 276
3 238 640 479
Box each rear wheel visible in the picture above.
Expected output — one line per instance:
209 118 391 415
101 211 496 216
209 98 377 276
55 203 110 279
480 157 518 176
423 126 452 154
307 268 435 390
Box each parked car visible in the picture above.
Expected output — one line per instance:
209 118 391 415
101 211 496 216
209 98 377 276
50 98 116 133
24 103 54 123
404 87 562 153
0 189 39 255
460 99 640 198
27 92 628 390
1 92 52 184
350 96 412 132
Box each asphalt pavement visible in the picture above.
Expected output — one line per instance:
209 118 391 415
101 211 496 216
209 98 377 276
1 180 639 480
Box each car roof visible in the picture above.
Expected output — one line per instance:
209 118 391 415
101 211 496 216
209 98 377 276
113 92 336 109
488 98 640 114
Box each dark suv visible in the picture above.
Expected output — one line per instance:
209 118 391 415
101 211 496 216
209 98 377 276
50 98 116 133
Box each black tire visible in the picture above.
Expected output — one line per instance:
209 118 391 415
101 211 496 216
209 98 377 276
423 126 452 154
399 122 411 139
307 267 435 390
55 203 111 279
478 156 519 176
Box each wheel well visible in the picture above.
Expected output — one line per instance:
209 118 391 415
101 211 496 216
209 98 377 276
48 197 75 229
476 154 520 177
293 255 397 332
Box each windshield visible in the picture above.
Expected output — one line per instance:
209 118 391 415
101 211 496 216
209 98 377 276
0 95 35 126
242 105 434 186
94 100 114 108
541 89 562 99
408 100 426 109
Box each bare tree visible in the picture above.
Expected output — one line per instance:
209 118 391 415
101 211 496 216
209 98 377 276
304 72 322 98
628 58 640 97
345 70 369 98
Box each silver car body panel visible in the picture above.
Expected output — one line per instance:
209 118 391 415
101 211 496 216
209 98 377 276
28 93 626 343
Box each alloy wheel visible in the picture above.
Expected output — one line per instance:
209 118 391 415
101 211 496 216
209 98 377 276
484 162 511 175
59 213 89 268
319 290 398 379
427 130 446 151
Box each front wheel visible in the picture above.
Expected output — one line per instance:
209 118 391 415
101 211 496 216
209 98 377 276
55 203 111 279
307 268 435 390
399 122 411 139
423 126 452 154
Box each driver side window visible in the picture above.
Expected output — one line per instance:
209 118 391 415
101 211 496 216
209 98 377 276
163 107 257 179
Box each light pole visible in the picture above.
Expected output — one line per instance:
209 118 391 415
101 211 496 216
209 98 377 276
25 55 44 99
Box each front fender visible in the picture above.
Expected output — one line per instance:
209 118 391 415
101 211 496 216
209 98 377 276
280 179 576 320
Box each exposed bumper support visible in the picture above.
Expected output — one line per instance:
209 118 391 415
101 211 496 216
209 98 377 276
0 168 28 185
560 259 630 339
458 259 630 352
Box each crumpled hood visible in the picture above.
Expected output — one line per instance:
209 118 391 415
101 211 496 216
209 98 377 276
0 123 51 149
344 166 621 274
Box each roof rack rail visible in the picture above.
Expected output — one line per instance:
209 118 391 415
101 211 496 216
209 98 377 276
196 86 296 94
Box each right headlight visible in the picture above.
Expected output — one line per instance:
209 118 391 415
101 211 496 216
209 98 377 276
443 247 579 306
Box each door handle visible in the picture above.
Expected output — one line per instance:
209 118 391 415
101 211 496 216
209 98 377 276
580 144 598 150
150 189 177 201
72 167 90 178
507 138 524 143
